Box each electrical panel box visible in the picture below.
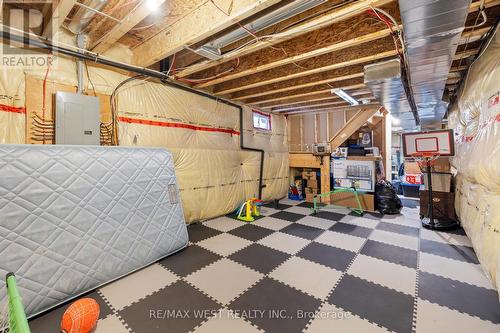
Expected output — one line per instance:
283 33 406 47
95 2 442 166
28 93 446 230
55 92 100 145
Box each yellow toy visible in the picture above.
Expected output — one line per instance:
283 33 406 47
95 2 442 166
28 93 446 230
237 198 263 222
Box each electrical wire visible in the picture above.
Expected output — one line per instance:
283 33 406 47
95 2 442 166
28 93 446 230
41 55 52 144
84 61 97 96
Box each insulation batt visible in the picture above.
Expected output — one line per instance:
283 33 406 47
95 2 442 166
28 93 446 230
449 23 500 296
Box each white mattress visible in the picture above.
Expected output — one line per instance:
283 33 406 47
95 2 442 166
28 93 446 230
0 145 188 317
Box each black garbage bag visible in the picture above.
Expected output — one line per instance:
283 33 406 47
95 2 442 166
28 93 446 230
375 180 402 214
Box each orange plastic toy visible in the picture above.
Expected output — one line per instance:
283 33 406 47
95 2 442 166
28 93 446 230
60 298 100 333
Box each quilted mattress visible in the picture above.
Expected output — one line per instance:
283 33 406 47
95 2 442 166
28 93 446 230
0 145 188 317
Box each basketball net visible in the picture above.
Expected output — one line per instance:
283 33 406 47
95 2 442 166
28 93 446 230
411 152 440 172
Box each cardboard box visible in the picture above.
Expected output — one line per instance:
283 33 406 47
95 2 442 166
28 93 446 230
302 170 317 180
304 187 318 195
305 193 316 203
422 173 452 192
305 179 318 188
405 161 421 174
433 158 451 173
330 192 375 212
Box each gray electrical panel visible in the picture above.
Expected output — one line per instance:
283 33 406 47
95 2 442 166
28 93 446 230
55 92 100 145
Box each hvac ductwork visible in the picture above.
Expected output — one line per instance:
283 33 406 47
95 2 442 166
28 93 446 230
399 0 472 128
364 58 418 130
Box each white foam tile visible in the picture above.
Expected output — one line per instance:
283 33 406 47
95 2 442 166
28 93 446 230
269 257 342 299
197 233 252 256
419 228 472 247
340 216 379 229
95 314 130 333
315 230 366 252
348 254 417 296
305 303 391 333
203 216 246 232
99 264 178 310
296 215 337 230
193 309 263 333
419 252 493 289
257 232 310 255
284 205 314 216
252 216 292 231
415 299 500 333
369 229 419 251
186 258 263 305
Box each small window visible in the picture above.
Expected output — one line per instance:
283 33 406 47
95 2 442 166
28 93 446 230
253 110 271 131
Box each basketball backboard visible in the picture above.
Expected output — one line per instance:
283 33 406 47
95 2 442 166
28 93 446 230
402 129 455 157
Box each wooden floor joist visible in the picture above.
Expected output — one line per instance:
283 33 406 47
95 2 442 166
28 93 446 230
131 0 282 67
42 0 77 38
91 0 167 53
175 0 394 79
232 73 364 101
195 28 395 89
250 83 366 106
260 90 373 109
273 97 377 113
215 50 398 96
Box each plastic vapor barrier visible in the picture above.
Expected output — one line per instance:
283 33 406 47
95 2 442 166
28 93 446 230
0 29 289 224
449 23 500 293
117 80 289 222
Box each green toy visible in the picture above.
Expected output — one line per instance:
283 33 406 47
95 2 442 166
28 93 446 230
311 187 364 216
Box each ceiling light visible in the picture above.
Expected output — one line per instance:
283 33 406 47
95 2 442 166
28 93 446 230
392 116 400 125
146 0 161 11
331 88 359 106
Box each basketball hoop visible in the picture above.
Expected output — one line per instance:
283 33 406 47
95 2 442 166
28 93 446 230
411 153 440 172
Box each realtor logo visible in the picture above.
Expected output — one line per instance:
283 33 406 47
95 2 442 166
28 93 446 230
1 1 53 67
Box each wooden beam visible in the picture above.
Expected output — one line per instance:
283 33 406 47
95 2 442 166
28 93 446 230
274 97 377 113
42 0 77 38
469 0 500 12
195 28 394 88
329 107 381 149
175 0 394 78
459 26 492 44
217 50 398 96
91 0 167 53
233 73 364 101
262 90 373 109
251 83 366 106
454 48 479 61
132 0 282 67
225 25 482 99
285 104 381 116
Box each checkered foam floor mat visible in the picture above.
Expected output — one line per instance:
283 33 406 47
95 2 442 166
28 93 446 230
29 199 500 333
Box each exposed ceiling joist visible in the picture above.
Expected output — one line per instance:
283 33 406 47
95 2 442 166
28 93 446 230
459 26 493 44
42 0 77 38
216 50 398 95
91 0 167 53
232 73 365 101
469 0 500 12
132 0 282 67
251 83 366 106
261 90 373 109
195 27 395 88
175 0 394 78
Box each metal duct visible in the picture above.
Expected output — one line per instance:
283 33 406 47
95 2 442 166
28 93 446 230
364 59 418 130
399 0 472 128
192 0 326 59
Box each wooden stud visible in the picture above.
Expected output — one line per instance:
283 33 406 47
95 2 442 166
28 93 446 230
91 0 167 53
42 0 77 38
329 107 381 149
195 28 395 88
175 0 394 78
132 0 282 67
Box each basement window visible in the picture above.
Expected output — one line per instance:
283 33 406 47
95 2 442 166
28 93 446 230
253 110 272 131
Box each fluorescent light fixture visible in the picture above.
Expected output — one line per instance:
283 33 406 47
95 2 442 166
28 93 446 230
331 88 359 106
146 0 161 11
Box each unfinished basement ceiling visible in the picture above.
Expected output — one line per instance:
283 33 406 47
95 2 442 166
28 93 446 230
7 0 499 127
